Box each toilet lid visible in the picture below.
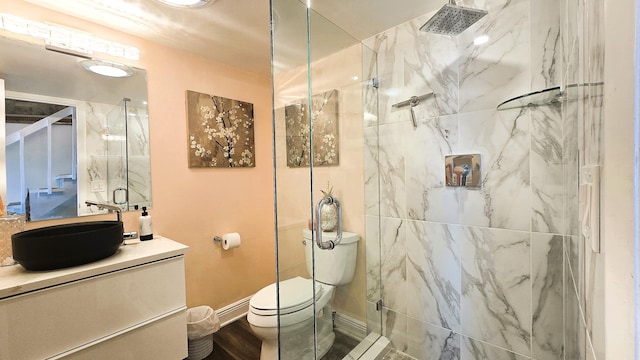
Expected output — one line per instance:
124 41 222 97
250 277 321 316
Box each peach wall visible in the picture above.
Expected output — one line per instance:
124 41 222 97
4 1 275 310
274 44 367 321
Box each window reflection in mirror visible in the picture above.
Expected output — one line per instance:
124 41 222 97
1 36 151 221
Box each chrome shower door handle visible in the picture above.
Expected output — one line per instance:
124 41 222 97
315 196 343 250
113 187 128 205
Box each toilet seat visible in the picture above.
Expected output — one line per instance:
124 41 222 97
248 277 334 328
250 277 321 316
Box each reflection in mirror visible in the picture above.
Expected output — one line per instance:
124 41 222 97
6 98 77 220
1 35 151 221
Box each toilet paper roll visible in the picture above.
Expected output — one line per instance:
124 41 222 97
222 232 241 250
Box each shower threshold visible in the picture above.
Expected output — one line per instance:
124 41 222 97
342 333 390 360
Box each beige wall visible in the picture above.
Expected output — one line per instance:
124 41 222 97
4 1 275 310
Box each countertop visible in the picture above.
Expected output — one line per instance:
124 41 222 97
0 236 188 299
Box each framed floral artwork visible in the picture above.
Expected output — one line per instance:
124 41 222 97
187 90 255 168
285 89 339 167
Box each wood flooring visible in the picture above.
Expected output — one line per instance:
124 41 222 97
205 318 261 360
202 317 361 360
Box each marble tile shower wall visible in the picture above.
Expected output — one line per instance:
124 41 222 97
362 0 602 359
562 0 604 357
83 102 151 210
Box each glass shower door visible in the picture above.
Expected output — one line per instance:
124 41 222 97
105 98 130 210
271 0 383 358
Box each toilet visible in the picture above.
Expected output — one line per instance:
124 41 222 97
247 229 360 360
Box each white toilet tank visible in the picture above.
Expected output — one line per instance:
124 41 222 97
302 229 360 286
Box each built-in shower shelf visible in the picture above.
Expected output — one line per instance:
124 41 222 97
496 82 603 111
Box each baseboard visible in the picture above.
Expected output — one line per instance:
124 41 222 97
334 312 367 340
216 296 251 327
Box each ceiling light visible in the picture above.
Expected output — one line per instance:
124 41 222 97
473 35 490 46
155 0 213 8
80 60 134 78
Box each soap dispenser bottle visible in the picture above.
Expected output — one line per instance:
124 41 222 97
139 207 153 241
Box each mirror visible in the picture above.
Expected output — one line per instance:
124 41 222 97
0 35 151 221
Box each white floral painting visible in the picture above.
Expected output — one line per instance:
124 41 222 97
187 90 255 168
285 89 339 167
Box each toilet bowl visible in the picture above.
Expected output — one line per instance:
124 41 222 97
247 230 360 360
247 277 335 360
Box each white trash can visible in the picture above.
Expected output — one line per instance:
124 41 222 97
186 306 220 360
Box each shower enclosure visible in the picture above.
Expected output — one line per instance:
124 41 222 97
99 98 152 212
271 0 604 358
271 0 383 358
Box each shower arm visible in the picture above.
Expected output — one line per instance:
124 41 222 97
315 196 343 250
391 92 435 128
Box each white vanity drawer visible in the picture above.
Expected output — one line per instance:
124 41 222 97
0 256 186 360
60 310 188 360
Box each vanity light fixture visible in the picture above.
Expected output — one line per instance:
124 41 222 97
0 13 140 61
80 59 134 78
155 0 213 8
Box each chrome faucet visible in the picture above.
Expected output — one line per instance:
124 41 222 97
85 201 123 222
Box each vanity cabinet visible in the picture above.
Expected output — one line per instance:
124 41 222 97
0 237 189 359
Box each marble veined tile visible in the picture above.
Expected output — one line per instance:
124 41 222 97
565 235 581 293
364 126 381 216
406 221 461 332
378 122 410 218
128 155 151 208
563 100 580 237
458 109 531 231
561 0 584 88
370 31 406 126
530 0 562 91
371 15 458 126
565 257 587 360
407 318 460 360
583 3 604 170
405 114 459 223
531 234 563 360
366 215 381 302
127 106 150 157
363 44 379 129
458 0 530 112
372 12 431 48
583 84 604 167
583 236 605 357
384 307 408 353
531 105 563 234
461 227 531 355
461 336 529 360
367 300 382 336
404 26 459 118
380 217 407 314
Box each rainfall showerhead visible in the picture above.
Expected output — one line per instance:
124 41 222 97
420 0 488 36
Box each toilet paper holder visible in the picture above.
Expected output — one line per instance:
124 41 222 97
213 233 241 250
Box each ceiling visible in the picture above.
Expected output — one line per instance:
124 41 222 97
0 34 148 107
24 0 441 77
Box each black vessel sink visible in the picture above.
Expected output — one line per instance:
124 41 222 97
12 221 124 271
